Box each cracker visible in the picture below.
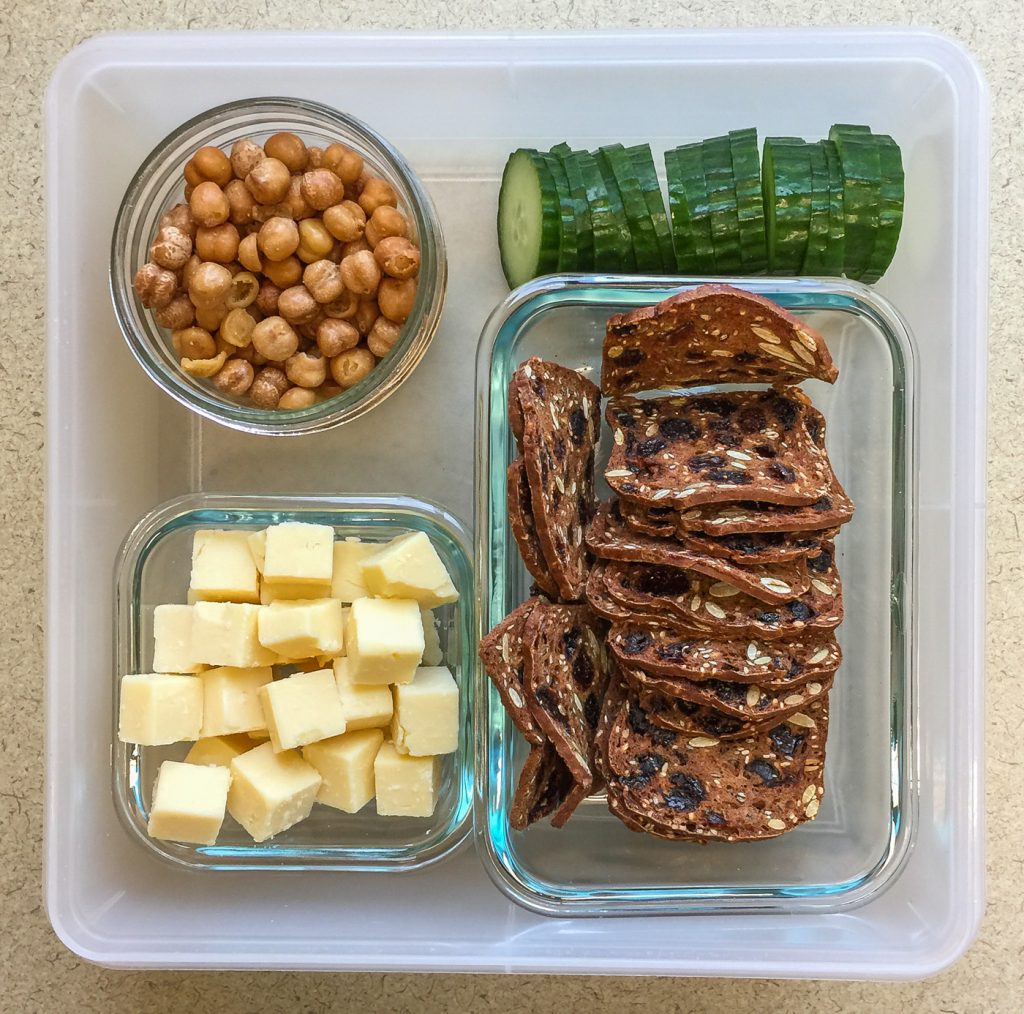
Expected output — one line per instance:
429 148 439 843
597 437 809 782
507 460 558 598
510 740 577 831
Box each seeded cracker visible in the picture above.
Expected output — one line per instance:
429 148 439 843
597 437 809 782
605 389 837 510
601 283 838 396
633 687 776 741
515 358 601 602
586 500 811 604
510 740 577 830
507 460 559 598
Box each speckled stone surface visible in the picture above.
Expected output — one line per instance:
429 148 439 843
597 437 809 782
0 0 1017 1010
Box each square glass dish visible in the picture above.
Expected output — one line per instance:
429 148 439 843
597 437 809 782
474 275 917 916
113 493 475 872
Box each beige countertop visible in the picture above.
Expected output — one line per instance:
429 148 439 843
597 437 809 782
1 1 1016 1010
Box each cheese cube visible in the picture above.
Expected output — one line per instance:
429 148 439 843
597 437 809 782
302 729 384 813
247 728 270 741
148 760 231 845
345 597 424 685
228 743 321 842
260 580 331 604
360 532 458 608
153 604 204 674
263 522 334 586
247 529 267 572
331 539 376 602
391 667 459 756
259 668 347 752
191 602 277 668
374 741 441 817
118 673 203 745
333 657 393 730
200 666 273 737
190 530 260 604
421 609 443 666
257 599 344 659
185 734 252 767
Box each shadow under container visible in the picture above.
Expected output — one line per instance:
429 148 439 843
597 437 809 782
114 493 474 871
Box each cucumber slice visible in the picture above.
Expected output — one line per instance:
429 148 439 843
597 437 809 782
861 133 904 283
497 148 561 288
801 141 831 275
538 150 578 272
821 139 846 276
574 148 633 271
701 134 742 274
551 143 594 271
829 125 881 280
762 137 813 275
598 144 661 272
593 148 638 271
626 144 675 273
665 143 715 273
729 127 767 274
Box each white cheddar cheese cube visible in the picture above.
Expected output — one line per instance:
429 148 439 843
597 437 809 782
190 529 260 604
247 728 270 741
228 742 321 842
262 522 334 586
153 604 204 674
257 599 344 659
345 597 424 685
259 668 347 752
331 539 376 602
200 666 273 737
333 657 393 730
374 741 441 817
191 602 277 668
391 666 459 756
421 609 443 666
247 529 267 573
360 532 458 608
118 673 203 745
185 734 252 767
302 728 384 813
260 579 332 604
148 760 231 846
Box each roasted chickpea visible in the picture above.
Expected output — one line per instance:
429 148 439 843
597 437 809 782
373 236 420 279
322 200 366 243
368 316 403 358
285 349 328 388
213 357 255 396
185 146 232 187
264 132 308 173
154 294 195 330
323 289 359 319
225 271 260 310
277 175 311 221
188 261 233 307
306 146 325 169
133 262 178 309
171 326 217 359
279 386 319 410
303 260 345 304
230 138 265 180
258 217 300 262
238 233 262 273
159 203 197 239
189 181 230 228
181 350 228 377
255 278 282 316
219 306 257 347
249 366 290 407
181 254 203 291
251 316 299 361
353 298 379 336
252 200 295 224
341 238 371 259
378 277 417 323
340 250 381 298
330 346 375 388
358 177 398 216
277 285 319 325
224 179 256 226
151 225 193 270
301 169 345 211
316 317 360 357
322 143 364 184
262 255 303 289
318 381 344 401
245 157 292 204
196 222 240 263
364 205 409 248
296 219 335 263
195 303 228 331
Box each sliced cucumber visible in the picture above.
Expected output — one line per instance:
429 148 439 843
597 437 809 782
862 133 904 282
829 125 881 280
821 138 846 276
538 150 578 272
551 142 594 271
593 149 638 271
573 148 633 271
627 143 675 273
762 137 813 275
801 141 831 275
597 144 660 272
666 143 715 273
701 134 742 274
497 148 561 288
729 127 767 274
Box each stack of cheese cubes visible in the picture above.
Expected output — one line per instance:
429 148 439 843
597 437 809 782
117 521 460 846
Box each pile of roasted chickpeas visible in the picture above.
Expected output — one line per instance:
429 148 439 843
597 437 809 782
132 132 421 410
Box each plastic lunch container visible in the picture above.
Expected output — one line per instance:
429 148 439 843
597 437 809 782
474 275 915 915
45 30 986 977
113 493 474 871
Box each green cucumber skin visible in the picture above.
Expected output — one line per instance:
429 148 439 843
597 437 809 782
665 148 700 273
829 126 881 280
551 142 594 271
593 147 640 271
497 148 561 288
729 127 767 274
862 133 904 282
763 137 813 276
801 141 832 275
701 134 742 274
537 150 578 272
821 138 846 276
573 148 632 272
626 143 676 273
668 143 716 272
598 144 661 272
